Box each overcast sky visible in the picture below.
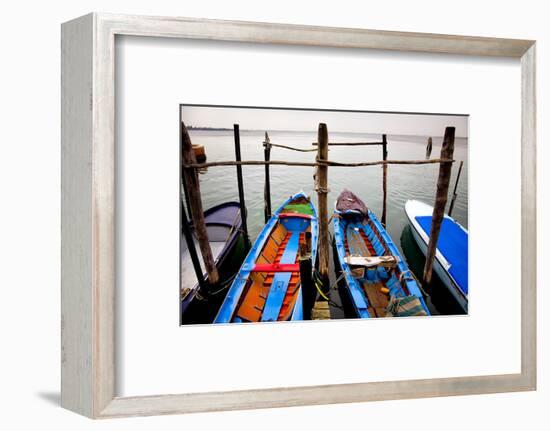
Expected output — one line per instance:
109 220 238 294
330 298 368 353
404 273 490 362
180 105 468 137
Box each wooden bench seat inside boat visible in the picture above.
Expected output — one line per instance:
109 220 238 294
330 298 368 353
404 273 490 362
344 255 398 268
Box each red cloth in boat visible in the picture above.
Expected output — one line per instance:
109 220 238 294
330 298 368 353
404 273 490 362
336 189 368 216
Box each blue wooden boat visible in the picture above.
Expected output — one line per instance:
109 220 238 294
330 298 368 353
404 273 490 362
405 199 468 312
333 190 429 318
215 192 318 323
180 201 245 323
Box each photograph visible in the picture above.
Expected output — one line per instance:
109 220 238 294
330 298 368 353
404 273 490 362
180 105 468 325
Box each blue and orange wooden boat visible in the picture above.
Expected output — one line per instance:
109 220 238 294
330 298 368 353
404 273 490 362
333 190 429 318
215 192 318 323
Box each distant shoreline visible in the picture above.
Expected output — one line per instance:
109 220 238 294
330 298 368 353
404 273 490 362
187 127 467 140
187 126 233 131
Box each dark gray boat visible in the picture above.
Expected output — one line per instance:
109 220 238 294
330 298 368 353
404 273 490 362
180 202 245 323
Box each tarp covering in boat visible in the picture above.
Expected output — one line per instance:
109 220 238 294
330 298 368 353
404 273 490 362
415 216 468 295
336 189 368 216
386 295 428 317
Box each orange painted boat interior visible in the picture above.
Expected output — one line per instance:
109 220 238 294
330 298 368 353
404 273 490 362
233 222 310 322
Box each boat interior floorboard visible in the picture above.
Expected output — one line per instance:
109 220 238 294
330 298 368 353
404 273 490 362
362 281 389 317
344 223 391 317
234 226 305 322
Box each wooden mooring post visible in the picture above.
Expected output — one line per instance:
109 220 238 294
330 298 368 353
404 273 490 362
422 127 455 287
426 136 433 159
181 121 219 286
448 160 464 218
300 232 315 320
181 177 192 216
180 196 207 293
381 134 388 227
233 124 251 249
263 132 272 224
316 123 330 282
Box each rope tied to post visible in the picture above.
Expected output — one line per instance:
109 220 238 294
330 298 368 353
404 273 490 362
313 169 330 194
314 156 330 195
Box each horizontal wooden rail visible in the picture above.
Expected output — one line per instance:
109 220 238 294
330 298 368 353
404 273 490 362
263 142 317 152
311 141 385 146
182 158 454 169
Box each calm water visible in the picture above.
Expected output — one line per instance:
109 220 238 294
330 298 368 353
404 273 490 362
187 129 468 314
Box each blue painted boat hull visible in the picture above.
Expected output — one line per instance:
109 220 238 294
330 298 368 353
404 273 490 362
333 194 429 318
214 192 318 323
405 200 468 313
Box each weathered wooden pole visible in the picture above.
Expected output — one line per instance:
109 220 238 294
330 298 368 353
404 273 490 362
181 179 192 216
300 232 315 320
181 121 219 285
381 134 388 227
448 160 464 218
426 136 433 159
180 121 193 214
422 127 455 287
233 124 251 249
263 131 272 223
180 194 207 293
316 123 330 281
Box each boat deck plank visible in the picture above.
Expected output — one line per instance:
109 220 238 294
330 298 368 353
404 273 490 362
346 223 390 317
362 281 389 317
234 228 303 322
346 225 371 257
261 231 301 321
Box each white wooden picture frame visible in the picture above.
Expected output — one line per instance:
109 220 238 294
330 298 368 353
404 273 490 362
61 12 536 418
